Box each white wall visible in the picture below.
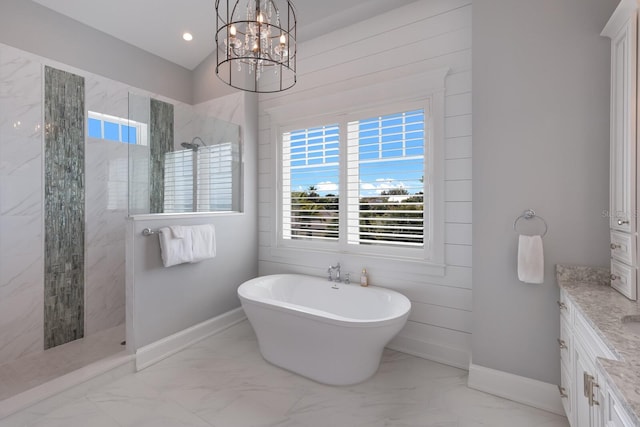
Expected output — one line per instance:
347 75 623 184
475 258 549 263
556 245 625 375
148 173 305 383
0 0 192 104
472 0 617 384
257 0 473 368
192 52 241 105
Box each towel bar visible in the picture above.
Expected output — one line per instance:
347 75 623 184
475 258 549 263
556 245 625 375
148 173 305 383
513 209 548 237
142 228 161 236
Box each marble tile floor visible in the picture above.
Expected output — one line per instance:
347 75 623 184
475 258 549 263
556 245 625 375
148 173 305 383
1 321 569 427
0 324 126 402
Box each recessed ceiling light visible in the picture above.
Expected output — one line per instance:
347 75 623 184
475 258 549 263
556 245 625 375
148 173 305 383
183 32 193 41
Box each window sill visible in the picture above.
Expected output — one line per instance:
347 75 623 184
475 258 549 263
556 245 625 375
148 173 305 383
269 245 446 278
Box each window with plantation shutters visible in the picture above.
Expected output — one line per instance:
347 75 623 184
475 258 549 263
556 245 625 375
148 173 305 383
282 124 340 242
280 107 427 251
163 150 194 213
347 110 425 247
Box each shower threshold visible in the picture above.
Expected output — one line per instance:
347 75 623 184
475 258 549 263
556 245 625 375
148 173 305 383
0 324 133 419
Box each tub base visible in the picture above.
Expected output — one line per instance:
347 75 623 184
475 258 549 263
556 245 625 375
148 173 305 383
244 301 405 385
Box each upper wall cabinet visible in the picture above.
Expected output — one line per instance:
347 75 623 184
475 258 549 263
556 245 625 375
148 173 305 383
602 0 640 301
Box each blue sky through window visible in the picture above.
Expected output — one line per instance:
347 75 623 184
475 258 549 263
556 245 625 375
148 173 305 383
87 111 145 145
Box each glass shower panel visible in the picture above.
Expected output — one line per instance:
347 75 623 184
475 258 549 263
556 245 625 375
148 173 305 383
127 92 242 215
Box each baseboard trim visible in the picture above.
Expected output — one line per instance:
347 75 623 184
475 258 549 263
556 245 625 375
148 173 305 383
467 363 565 416
387 335 470 370
135 307 246 371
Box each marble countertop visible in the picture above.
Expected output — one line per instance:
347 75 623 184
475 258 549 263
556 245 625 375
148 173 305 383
556 265 640 425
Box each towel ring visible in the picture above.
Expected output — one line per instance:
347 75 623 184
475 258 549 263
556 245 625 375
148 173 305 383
513 209 548 237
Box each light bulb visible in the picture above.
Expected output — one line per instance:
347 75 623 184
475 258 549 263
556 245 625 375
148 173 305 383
230 25 237 36
280 33 286 45
257 12 264 23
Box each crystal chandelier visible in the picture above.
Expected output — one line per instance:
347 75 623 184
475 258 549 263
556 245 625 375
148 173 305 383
215 0 297 93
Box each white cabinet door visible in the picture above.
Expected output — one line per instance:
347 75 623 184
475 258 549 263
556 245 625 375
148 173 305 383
573 325 607 427
560 360 573 424
575 338 595 427
609 13 637 233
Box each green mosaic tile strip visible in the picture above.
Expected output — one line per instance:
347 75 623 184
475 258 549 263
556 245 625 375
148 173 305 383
149 99 174 213
44 66 85 349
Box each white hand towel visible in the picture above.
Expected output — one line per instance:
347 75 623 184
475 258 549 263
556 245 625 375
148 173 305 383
168 225 188 239
191 224 216 263
158 226 194 267
518 235 544 284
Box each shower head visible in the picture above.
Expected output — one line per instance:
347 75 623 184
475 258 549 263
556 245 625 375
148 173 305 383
191 136 206 146
181 142 199 150
180 137 206 151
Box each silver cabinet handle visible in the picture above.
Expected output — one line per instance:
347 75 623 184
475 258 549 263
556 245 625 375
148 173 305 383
557 301 567 310
558 385 568 398
618 219 629 225
591 381 600 407
557 338 567 349
583 372 600 407
610 274 620 281
610 243 621 250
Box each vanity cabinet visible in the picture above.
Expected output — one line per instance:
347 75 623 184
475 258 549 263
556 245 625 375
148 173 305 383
603 0 640 301
558 290 619 427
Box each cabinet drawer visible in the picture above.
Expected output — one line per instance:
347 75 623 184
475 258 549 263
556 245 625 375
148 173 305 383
610 230 636 265
558 289 573 322
574 310 617 361
610 259 637 301
605 388 636 427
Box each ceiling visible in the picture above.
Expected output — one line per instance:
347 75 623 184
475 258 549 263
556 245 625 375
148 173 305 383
32 0 420 70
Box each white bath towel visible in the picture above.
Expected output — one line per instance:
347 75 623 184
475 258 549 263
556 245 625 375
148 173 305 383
518 235 544 284
191 224 216 263
158 226 194 267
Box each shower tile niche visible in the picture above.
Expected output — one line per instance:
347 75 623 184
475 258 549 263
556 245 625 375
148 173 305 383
43 66 86 349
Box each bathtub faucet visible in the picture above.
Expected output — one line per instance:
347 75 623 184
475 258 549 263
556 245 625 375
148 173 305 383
328 263 341 282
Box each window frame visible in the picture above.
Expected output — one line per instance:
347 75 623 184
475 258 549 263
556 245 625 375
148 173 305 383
275 97 441 264
87 111 148 145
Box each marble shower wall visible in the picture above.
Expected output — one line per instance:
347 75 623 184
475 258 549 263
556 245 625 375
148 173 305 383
0 46 44 363
0 42 154 363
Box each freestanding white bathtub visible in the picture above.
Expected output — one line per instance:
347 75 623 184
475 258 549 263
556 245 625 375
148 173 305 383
237 274 411 385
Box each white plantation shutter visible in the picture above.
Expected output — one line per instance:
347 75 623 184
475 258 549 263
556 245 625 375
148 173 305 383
197 143 237 212
282 124 340 241
347 109 425 247
163 150 194 213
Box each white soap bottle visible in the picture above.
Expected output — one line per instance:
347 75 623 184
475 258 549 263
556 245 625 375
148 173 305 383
360 268 368 287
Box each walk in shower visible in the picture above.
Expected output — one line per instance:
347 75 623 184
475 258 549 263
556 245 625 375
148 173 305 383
0 42 241 411
0 51 130 406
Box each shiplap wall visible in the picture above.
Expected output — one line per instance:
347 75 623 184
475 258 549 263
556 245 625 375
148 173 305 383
257 0 472 368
